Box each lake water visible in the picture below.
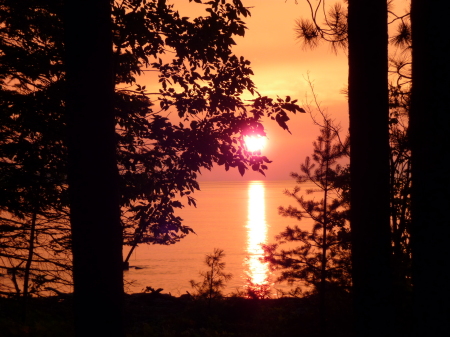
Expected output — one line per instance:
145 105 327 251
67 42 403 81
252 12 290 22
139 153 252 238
123 180 315 296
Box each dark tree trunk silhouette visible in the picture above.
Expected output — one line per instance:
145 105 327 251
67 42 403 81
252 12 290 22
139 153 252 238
23 211 37 299
347 1 394 336
319 139 330 337
410 1 450 336
64 1 124 336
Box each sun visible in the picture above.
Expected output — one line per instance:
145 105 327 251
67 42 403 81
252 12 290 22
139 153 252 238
244 135 267 152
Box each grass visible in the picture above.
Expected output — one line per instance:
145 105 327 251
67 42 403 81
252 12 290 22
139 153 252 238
0 291 353 337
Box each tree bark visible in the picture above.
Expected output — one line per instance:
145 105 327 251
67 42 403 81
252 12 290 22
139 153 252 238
410 1 450 336
347 1 394 336
63 1 124 336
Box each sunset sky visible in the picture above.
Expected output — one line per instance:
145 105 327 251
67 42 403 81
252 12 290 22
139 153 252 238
151 0 350 180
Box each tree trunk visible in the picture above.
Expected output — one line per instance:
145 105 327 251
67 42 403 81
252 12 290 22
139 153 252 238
63 1 124 336
410 1 450 336
23 211 37 299
21 211 37 319
319 141 329 337
347 1 394 336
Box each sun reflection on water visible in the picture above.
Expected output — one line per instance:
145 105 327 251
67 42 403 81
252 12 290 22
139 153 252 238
244 181 271 295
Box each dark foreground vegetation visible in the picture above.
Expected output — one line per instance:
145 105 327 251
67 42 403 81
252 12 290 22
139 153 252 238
0 290 357 337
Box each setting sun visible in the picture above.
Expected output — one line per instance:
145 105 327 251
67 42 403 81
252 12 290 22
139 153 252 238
244 135 267 152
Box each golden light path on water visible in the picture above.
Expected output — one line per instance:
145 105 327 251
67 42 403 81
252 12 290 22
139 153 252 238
245 181 270 290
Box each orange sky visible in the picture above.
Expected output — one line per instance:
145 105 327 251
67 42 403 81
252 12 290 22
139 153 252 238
147 0 350 180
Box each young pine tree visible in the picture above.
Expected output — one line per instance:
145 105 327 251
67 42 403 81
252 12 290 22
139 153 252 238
190 248 232 305
264 113 351 335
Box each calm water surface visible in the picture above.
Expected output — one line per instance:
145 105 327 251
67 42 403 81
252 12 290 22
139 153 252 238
124 180 315 296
